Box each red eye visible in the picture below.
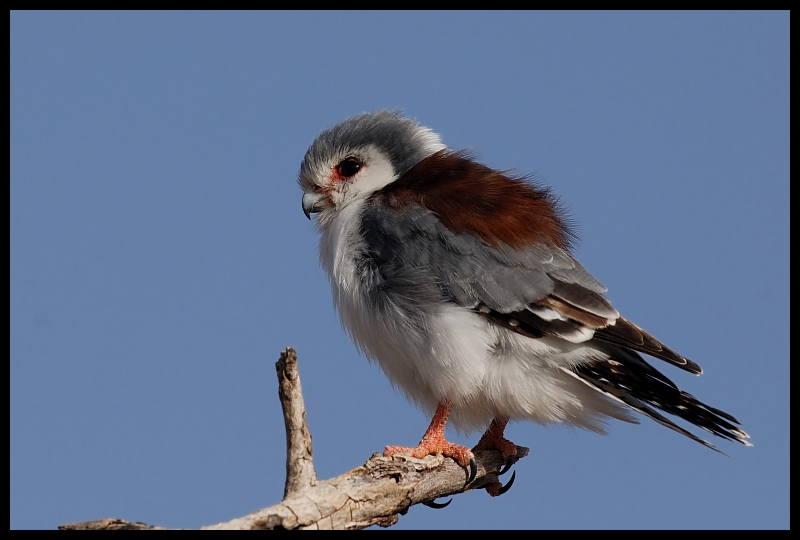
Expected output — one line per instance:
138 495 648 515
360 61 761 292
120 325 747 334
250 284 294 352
337 158 361 178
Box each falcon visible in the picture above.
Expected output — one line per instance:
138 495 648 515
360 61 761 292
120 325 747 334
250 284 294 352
298 111 750 495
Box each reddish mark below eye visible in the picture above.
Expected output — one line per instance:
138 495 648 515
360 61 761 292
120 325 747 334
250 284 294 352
332 158 362 182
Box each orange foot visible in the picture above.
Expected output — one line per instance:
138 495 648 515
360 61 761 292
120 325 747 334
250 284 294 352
384 439 474 467
383 400 477 485
473 417 519 497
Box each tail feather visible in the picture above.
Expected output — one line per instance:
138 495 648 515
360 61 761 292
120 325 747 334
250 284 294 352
560 348 751 451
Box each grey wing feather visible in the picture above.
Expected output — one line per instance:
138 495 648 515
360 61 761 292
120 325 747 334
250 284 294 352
360 202 587 312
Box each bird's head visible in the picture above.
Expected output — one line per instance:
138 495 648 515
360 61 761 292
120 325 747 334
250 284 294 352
298 111 446 227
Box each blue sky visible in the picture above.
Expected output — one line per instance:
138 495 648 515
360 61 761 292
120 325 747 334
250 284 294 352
10 11 788 530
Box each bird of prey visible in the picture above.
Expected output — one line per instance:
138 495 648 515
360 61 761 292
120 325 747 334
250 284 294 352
298 111 750 495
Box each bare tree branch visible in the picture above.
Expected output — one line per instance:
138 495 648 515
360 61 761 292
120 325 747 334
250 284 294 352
276 347 317 498
59 347 528 530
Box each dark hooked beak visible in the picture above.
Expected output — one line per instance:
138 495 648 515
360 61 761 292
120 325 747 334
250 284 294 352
302 192 325 220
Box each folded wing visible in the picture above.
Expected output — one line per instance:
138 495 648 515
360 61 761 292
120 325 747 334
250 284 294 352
360 199 749 450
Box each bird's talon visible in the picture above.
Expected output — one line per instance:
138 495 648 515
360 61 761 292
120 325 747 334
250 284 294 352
498 454 518 476
423 498 452 509
466 457 478 485
498 470 516 495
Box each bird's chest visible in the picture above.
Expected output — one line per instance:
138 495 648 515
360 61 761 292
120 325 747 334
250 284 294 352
317 205 495 409
319 205 420 353
318 206 441 387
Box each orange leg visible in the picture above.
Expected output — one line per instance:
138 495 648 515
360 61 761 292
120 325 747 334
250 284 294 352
384 400 476 482
474 416 519 497
475 416 518 461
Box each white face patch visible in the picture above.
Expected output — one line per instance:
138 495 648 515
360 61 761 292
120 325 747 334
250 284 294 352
304 144 400 230
329 145 398 208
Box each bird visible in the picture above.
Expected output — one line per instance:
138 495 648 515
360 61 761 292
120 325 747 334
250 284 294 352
298 110 750 496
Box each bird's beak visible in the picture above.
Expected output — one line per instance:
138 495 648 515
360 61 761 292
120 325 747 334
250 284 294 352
302 192 326 220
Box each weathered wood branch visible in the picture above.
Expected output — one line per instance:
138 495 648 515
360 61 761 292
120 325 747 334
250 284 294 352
59 347 528 530
276 347 316 499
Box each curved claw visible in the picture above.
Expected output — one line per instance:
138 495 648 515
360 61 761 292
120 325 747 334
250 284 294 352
498 455 518 476
423 498 453 509
498 470 516 495
466 457 478 485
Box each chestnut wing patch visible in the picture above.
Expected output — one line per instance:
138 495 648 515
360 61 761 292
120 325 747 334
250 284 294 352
374 149 576 251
